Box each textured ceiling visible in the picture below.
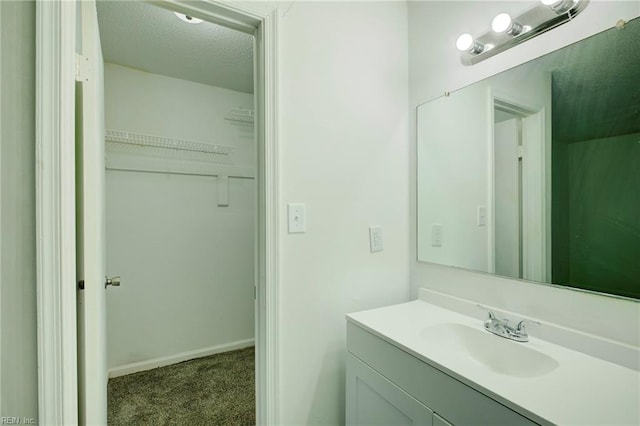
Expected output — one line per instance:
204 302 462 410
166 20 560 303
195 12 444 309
96 1 254 94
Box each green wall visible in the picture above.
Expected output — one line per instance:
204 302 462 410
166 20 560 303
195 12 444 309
553 132 640 299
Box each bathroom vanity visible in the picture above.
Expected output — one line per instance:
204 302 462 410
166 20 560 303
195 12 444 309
346 292 640 425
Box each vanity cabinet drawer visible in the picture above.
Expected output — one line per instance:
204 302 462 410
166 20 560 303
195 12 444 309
347 322 538 426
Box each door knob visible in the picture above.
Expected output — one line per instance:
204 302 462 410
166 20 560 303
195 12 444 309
105 276 121 288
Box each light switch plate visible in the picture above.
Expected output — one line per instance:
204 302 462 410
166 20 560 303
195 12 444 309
431 224 443 247
287 203 306 233
477 206 486 227
369 226 383 253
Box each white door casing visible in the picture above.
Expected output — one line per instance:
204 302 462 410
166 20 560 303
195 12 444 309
36 1 279 424
35 1 78 423
489 89 549 283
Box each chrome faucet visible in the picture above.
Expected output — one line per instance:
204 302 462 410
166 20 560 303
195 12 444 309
478 305 540 342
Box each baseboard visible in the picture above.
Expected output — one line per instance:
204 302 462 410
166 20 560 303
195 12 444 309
108 338 255 378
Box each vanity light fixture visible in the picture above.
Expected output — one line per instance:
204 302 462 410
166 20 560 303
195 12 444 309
174 12 204 24
457 0 589 65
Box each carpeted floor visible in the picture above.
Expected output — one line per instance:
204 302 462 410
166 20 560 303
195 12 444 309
108 346 255 426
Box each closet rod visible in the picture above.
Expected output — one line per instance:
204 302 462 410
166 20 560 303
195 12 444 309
106 165 256 180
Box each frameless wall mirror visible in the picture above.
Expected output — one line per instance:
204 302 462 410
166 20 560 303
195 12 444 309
417 17 640 299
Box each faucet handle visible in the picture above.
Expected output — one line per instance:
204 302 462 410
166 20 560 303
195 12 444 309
476 304 497 320
476 303 498 321
515 319 541 332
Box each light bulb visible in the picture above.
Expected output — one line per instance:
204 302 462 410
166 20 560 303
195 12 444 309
456 33 484 54
174 12 204 24
541 0 577 14
491 13 523 36
456 34 473 51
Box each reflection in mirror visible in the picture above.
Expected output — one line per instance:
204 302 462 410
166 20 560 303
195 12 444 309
417 17 640 299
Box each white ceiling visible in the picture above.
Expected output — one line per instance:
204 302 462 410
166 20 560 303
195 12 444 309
96 1 254 94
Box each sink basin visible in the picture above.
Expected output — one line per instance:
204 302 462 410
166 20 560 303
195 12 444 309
420 323 559 378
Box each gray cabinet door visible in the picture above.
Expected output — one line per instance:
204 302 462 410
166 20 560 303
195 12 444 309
346 354 433 425
433 413 454 426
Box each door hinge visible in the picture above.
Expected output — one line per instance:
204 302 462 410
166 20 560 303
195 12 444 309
75 53 92 82
517 146 525 159
78 280 85 290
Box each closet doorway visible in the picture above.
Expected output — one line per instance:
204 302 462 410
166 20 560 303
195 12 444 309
95 1 257 423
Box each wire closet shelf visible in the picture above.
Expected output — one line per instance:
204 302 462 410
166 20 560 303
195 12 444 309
105 129 235 164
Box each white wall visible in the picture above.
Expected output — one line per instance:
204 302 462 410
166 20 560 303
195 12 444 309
104 63 255 167
0 0 38 421
104 64 255 369
276 2 410 424
409 1 640 349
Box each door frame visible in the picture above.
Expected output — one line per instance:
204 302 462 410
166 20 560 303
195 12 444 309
35 1 280 424
487 88 549 282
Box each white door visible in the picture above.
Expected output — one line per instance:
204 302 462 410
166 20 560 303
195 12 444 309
76 0 108 423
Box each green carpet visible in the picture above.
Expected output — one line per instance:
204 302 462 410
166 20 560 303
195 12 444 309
108 346 255 426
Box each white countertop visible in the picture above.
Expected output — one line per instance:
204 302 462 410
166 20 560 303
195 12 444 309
347 300 640 426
